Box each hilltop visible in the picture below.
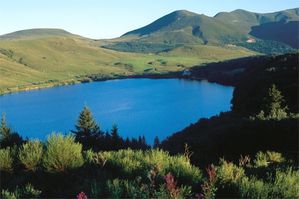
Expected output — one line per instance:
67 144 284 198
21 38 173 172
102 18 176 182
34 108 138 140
0 29 75 40
104 8 299 53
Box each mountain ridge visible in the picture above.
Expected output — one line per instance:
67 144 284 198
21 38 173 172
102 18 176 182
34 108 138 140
105 8 299 52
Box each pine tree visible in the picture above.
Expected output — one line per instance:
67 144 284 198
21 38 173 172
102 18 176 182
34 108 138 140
111 124 119 140
0 113 11 139
72 106 100 149
265 84 288 119
153 136 160 149
111 124 124 150
257 84 288 120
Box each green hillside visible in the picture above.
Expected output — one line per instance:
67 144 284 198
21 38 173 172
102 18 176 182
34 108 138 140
0 28 75 40
0 30 256 94
104 8 299 53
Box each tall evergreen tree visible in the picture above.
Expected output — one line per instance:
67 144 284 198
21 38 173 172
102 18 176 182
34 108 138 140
72 106 100 149
265 84 288 119
153 136 160 149
111 124 123 149
0 113 23 148
0 113 11 139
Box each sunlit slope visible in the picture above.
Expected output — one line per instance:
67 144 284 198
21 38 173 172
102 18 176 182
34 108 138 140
0 29 257 94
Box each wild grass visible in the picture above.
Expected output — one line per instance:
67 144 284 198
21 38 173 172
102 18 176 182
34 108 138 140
0 35 256 94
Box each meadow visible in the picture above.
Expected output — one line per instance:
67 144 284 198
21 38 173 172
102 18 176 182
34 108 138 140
0 31 256 94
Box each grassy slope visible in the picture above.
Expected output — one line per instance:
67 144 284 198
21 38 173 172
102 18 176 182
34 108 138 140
105 8 299 53
0 32 256 94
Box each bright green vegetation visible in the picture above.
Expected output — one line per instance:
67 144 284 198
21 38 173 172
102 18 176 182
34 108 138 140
42 134 84 172
0 133 298 198
0 29 256 94
105 8 299 53
18 140 43 171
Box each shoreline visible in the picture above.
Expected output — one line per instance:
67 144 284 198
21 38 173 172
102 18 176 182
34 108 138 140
0 71 190 96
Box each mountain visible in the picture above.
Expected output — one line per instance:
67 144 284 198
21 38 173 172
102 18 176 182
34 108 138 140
103 8 299 53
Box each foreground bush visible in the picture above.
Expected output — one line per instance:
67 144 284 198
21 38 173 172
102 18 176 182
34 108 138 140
106 173 192 199
43 133 84 172
0 147 13 171
18 140 43 171
1 141 298 198
100 149 203 185
1 183 41 199
254 151 285 167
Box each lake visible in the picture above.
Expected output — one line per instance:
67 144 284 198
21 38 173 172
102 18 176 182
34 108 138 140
0 78 233 144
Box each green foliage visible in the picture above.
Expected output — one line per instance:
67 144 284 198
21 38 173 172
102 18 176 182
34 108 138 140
0 113 12 139
201 165 217 199
101 149 202 185
103 42 179 53
239 177 271 199
43 133 84 172
1 184 41 199
21 183 42 198
18 140 43 171
106 176 192 199
272 168 299 198
254 151 285 167
237 39 295 55
72 106 100 150
217 159 245 184
238 168 299 199
0 147 13 171
1 190 19 199
256 84 289 120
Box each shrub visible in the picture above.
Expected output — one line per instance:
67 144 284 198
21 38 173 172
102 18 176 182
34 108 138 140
101 149 202 185
217 159 245 184
0 147 13 171
1 190 19 199
106 179 124 199
18 140 43 171
22 183 42 198
1 184 41 199
43 133 84 172
201 165 217 199
271 168 299 198
239 177 271 199
254 151 285 167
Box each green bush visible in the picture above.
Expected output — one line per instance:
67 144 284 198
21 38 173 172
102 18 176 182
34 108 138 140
18 140 43 171
271 168 299 198
254 151 285 167
106 176 192 199
43 133 84 172
1 183 41 199
21 183 42 198
1 190 19 199
217 159 245 184
0 147 13 171
239 177 271 199
106 179 125 199
101 149 202 185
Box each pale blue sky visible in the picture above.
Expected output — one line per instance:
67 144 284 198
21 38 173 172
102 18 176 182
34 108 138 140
1 0 298 39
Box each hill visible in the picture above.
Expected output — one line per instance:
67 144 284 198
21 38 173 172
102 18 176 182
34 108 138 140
0 28 75 40
161 53 299 164
0 29 256 94
104 8 299 53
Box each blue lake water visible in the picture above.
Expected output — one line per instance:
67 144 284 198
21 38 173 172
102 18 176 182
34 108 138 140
0 78 233 144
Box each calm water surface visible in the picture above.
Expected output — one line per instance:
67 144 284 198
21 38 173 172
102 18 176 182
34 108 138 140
0 78 233 143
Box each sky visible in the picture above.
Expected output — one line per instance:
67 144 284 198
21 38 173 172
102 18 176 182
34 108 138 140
0 0 298 39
